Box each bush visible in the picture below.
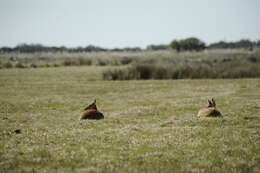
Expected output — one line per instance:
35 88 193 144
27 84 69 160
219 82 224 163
63 59 79 66
30 63 38 68
121 57 133 65
79 58 92 66
170 37 206 52
109 59 121 66
15 62 26 68
153 66 170 79
146 44 168 51
102 57 260 80
44 63 51 68
103 67 139 80
3 62 13 68
97 59 109 66
53 63 60 67
135 64 154 79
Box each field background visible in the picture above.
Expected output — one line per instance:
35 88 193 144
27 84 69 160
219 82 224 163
1 49 260 80
0 53 260 172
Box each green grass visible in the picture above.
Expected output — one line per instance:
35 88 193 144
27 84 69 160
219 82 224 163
0 66 260 173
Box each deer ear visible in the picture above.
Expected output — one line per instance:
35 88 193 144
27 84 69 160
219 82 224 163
211 98 216 107
93 99 96 104
208 99 212 107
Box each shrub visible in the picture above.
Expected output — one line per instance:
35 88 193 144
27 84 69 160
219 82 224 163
15 62 26 68
103 67 139 80
170 37 206 52
102 58 260 80
44 63 51 68
109 59 121 66
63 59 79 66
53 63 60 67
121 57 134 65
247 55 259 63
170 40 181 52
30 63 38 68
146 44 168 51
3 62 13 68
135 64 154 79
97 59 109 66
79 58 92 66
153 66 170 79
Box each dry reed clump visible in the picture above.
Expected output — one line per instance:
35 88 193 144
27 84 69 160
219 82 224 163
102 52 260 80
1 49 260 80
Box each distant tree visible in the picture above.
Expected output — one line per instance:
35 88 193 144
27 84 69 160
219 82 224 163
208 39 255 49
122 47 142 52
181 37 206 51
110 47 142 52
170 40 180 52
208 41 229 49
111 48 122 52
146 44 168 51
13 43 52 53
84 45 107 52
170 37 205 52
257 40 260 47
0 47 13 53
235 39 253 49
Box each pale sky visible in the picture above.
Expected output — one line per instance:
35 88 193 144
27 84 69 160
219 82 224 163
0 0 259 48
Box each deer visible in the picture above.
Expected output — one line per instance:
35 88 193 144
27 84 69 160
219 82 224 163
79 99 104 120
197 98 222 117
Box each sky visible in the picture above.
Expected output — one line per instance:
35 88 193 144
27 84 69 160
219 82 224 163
0 0 259 48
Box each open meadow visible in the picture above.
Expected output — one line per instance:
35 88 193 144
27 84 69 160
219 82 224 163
0 65 260 173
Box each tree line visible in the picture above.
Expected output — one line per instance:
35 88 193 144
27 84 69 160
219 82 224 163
0 38 260 53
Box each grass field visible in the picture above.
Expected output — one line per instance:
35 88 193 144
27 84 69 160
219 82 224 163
0 66 260 173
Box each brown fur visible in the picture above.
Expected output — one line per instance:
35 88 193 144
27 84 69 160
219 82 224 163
79 100 104 120
197 98 222 117
80 109 104 120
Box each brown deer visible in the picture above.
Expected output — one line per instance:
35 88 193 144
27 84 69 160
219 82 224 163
197 98 222 117
79 99 104 120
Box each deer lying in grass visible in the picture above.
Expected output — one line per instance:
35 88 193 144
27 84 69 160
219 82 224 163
197 98 222 117
79 99 104 120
